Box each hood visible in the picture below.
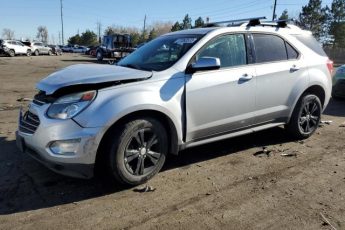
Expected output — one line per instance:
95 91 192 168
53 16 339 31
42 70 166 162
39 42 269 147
36 64 152 95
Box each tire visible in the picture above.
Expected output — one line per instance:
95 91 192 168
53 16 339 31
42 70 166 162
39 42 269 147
106 117 168 186
96 51 103 61
48 50 52 56
26 50 31 57
286 94 322 139
8 49 15 57
34 50 39 56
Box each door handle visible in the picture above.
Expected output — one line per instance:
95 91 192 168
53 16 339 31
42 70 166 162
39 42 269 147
239 74 253 81
290 65 300 72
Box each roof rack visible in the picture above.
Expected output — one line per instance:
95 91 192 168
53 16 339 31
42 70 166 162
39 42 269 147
259 18 295 28
204 17 296 28
204 17 266 27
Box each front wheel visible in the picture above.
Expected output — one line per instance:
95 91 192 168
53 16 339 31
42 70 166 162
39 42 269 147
34 50 39 56
8 50 15 57
286 94 322 139
96 51 103 61
26 50 31 56
48 50 52 56
106 118 168 185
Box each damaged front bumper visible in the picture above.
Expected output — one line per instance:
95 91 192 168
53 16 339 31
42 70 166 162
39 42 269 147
16 103 102 179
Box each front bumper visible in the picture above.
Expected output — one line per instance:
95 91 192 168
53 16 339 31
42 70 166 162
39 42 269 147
16 103 103 179
332 79 345 98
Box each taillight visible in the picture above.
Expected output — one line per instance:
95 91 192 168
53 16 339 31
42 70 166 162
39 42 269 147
327 59 333 75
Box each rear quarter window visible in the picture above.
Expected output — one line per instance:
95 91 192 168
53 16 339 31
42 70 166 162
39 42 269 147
292 34 327 57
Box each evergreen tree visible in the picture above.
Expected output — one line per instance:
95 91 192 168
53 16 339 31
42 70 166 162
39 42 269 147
194 17 205 28
299 0 329 40
279 9 289 20
171 21 182 32
330 0 345 47
181 14 192 29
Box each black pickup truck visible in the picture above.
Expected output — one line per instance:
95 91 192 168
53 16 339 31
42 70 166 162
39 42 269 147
96 34 135 63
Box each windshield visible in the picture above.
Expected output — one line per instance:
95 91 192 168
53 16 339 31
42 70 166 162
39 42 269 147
118 34 203 71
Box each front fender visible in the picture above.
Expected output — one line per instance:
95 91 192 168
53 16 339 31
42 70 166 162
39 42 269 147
73 78 185 145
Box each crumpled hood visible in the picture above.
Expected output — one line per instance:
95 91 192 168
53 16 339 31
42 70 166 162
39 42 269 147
36 64 152 95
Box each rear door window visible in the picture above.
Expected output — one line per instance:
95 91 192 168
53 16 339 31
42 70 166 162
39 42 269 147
253 34 287 63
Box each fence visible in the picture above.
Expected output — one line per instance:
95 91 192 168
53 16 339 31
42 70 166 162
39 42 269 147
324 47 345 65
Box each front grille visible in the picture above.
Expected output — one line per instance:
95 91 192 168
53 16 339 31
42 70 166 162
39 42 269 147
19 111 40 134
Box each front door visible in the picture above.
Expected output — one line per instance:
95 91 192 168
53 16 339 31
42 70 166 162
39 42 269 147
185 34 256 142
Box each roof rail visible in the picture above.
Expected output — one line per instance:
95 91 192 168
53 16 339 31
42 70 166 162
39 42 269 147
204 16 266 27
255 18 295 28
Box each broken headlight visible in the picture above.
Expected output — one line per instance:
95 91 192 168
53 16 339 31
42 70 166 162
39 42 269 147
47 91 96 119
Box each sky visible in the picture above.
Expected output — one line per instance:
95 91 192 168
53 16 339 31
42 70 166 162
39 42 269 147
0 0 334 44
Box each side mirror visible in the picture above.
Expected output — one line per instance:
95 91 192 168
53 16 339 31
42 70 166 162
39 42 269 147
187 57 221 74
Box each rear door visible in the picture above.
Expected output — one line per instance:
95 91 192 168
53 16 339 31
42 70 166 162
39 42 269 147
251 33 307 124
185 33 256 141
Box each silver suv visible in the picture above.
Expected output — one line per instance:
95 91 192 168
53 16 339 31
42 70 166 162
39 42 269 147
16 18 333 185
30 41 52 56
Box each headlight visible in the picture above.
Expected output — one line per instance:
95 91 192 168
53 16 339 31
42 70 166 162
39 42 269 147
47 90 96 119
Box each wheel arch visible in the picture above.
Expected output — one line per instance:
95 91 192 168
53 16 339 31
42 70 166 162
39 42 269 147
288 84 326 123
95 109 180 171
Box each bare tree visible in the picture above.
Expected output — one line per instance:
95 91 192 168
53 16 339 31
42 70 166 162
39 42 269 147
2 28 15 40
36 26 48 43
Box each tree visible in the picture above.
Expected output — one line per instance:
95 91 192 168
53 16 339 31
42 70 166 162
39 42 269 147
194 17 205 28
80 30 98 46
171 21 182 31
2 28 15 40
329 0 345 47
148 28 158 41
279 9 289 20
36 26 48 43
298 0 329 40
68 34 81 45
181 14 192 29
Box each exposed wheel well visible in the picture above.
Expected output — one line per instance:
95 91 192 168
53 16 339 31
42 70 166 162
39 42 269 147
95 110 179 172
302 85 326 108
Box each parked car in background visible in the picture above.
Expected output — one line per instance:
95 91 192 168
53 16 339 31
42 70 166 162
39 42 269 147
62 45 74 53
48 45 62 55
72 46 88 53
332 65 345 98
0 39 32 57
26 42 52 56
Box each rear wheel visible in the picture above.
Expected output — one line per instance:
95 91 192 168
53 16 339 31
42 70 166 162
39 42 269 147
48 50 52 56
286 94 322 139
8 49 15 57
106 117 168 185
26 50 31 57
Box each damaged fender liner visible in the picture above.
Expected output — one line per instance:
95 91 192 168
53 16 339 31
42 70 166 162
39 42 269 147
34 75 152 104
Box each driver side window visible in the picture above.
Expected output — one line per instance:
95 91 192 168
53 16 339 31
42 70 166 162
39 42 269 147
196 34 247 68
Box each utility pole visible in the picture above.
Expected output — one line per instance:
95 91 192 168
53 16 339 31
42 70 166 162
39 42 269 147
272 0 277 21
96 21 102 44
60 0 64 45
143 15 146 40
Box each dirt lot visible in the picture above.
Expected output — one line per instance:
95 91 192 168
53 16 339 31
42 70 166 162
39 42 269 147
0 54 344 230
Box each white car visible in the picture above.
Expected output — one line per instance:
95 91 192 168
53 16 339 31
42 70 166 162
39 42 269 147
0 40 32 57
30 42 52 56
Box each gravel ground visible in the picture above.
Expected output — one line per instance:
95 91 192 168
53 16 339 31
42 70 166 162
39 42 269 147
0 54 344 230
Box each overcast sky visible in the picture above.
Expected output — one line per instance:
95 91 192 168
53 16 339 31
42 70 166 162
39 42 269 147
0 0 333 44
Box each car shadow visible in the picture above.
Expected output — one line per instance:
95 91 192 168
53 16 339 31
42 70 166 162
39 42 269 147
323 97 345 117
0 126 293 215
